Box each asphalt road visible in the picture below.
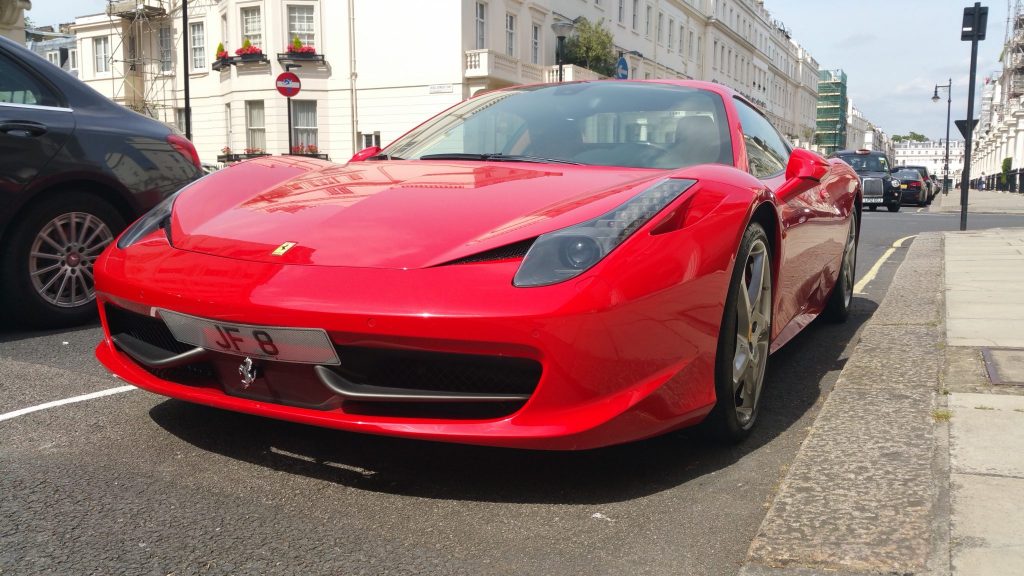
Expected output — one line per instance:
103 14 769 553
1 205 1020 576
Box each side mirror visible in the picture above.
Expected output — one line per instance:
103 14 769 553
785 147 829 182
349 146 382 163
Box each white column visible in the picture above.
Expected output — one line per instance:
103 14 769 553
0 0 30 43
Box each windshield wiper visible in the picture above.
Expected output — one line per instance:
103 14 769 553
368 153 403 160
418 153 581 165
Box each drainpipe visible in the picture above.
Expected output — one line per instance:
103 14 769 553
348 0 359 154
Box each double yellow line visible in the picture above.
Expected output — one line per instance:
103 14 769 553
853 235 916 294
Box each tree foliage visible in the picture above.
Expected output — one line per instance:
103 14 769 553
891 131 928 143
563 18 616 77
1001 157 1012 186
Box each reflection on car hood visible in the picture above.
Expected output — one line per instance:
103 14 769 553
169 159 666 268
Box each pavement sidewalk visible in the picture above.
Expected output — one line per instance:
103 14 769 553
740 191 1024 575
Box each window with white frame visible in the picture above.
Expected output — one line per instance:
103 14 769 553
175 108 186 133
69 48 77 71
288 5 315 47
667 19 673 51
531 23 540 64
475 2 486 49
645 5 652 37
292 100 318 151
245 100 265 151
224 103 231 146
93 36 110 73
656 12 663 43
241 6 262 47
359 131 381 149
46 51 59 66
505 13 516 57
618 0 624 23
158 26 172 72
189 23 205 70
631 0 638 30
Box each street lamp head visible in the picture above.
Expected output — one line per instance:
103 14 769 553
931 86 941 102
551 20 575 39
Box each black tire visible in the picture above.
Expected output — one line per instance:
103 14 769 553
823 211 857 323
868 205 877 211
0 191 125 328
706 222 772 442
887 203 901 212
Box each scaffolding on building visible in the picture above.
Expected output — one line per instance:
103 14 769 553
1006 1 1024 99
815 69 848 153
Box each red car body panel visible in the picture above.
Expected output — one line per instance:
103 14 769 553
93 80 860 450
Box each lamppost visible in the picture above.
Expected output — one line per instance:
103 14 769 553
551 19 575 82
932 79 952 194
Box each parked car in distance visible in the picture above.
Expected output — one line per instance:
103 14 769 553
897 165 937 204
893 168 929 206
0 35 203 328
830 149 901 212
95 79 862 450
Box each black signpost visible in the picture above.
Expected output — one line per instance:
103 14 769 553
959 2 988 231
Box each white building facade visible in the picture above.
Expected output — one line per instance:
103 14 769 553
894 139 965 188
67 0 819 164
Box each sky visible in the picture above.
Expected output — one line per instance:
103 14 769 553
28 0 1008 141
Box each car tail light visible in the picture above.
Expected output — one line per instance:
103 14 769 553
909 182 920 188
167 134 201 169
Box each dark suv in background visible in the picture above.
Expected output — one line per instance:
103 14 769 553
0 35 203 328
895 165 937 205
830 149 902 212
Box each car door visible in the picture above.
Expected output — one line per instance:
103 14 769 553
0 48 75 202
732 98 838 340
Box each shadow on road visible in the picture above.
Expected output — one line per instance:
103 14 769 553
149 297 878 505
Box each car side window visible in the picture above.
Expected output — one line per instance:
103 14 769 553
733 98 790 179
0 52 61 107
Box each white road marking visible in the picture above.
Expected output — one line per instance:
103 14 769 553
853 234 916 294
0 385 136 423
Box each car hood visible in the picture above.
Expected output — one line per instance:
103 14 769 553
854 171 890 179
169 159 666 269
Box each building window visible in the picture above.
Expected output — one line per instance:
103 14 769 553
631 0 638 30
175 108 186 134
288 5 315 47
241 6 262 47
93 36 110 73
224 103 231 146
69 48 77 71
475 2 486 49
359 131 381 148
645 4 651 37
657 12 663 44
158 26 172 73
245 100 265 152
292 100 318 150
189 23 205 70
618 0 625 24
667 18 674 51
46 51 59 66
505 13 516 56
531 23 540 64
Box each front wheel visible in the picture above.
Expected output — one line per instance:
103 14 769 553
823 211 857 322
0 192 124 328
706 222 772 442
887 203 901 212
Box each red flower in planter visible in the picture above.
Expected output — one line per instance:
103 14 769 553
235 38 263 56
287 36 317 54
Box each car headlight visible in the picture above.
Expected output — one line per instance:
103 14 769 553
116 190 180 249
890 179 901 188
513 178 696 287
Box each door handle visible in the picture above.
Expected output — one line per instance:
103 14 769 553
0 121 48 137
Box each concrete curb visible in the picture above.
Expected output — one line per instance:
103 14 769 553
740 232 948 576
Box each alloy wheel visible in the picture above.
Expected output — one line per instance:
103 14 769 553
732 239 771 426
29 212 113 308
840 218 857 308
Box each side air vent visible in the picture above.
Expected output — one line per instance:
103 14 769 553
444 238 535 265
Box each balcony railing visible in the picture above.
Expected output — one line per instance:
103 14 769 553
465 49 600 85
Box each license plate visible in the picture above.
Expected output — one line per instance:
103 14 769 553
900 184 908 189
158 309 340 365
864 197 883 203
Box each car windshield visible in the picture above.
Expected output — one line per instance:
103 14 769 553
382 82 733 169
836 153 890 172
895 169 922 180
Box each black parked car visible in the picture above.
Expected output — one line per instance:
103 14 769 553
892 168 929 206
830 149 901 212
896 165 937 204
0 36 202 328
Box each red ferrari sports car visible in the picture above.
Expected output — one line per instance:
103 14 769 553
94 80 860 450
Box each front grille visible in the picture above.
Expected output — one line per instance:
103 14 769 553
444 238 535 265
862 177 883 196
104 304 215 383
331 345 541 397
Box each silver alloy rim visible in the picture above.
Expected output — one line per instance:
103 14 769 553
841 217 857 308
732 239 771 426
29 212 113 308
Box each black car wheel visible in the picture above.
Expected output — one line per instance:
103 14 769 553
887 203 901 213
1 191 124 328
707 222 772 442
